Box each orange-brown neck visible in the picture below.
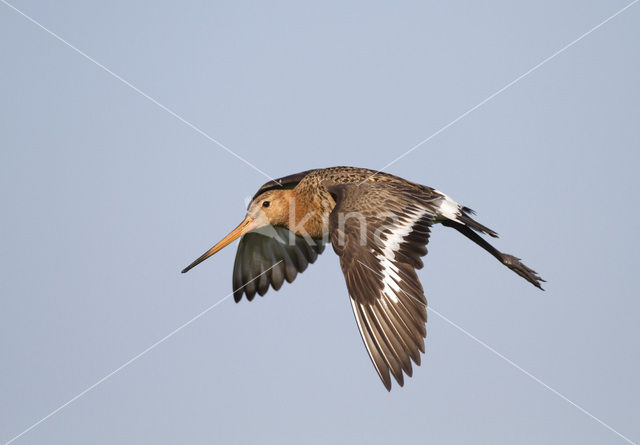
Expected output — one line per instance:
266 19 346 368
274 187 335 239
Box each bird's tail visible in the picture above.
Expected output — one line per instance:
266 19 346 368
435 193 545 290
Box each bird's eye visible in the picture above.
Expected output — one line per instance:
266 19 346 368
262 201 270 208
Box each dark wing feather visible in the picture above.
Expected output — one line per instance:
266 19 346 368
328 182 439 390
232 225 325 302
252 169 316 201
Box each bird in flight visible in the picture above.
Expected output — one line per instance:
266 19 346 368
182 166 544 390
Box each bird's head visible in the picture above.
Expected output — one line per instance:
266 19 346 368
245 189 295 228
181 189 295 273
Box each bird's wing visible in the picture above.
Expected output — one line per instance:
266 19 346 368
232 225 325 302
328 182 440 390
252 169 316 201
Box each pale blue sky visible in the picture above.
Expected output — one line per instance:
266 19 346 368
1 1 639 444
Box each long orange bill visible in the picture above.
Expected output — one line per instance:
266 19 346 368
181 217 257 273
